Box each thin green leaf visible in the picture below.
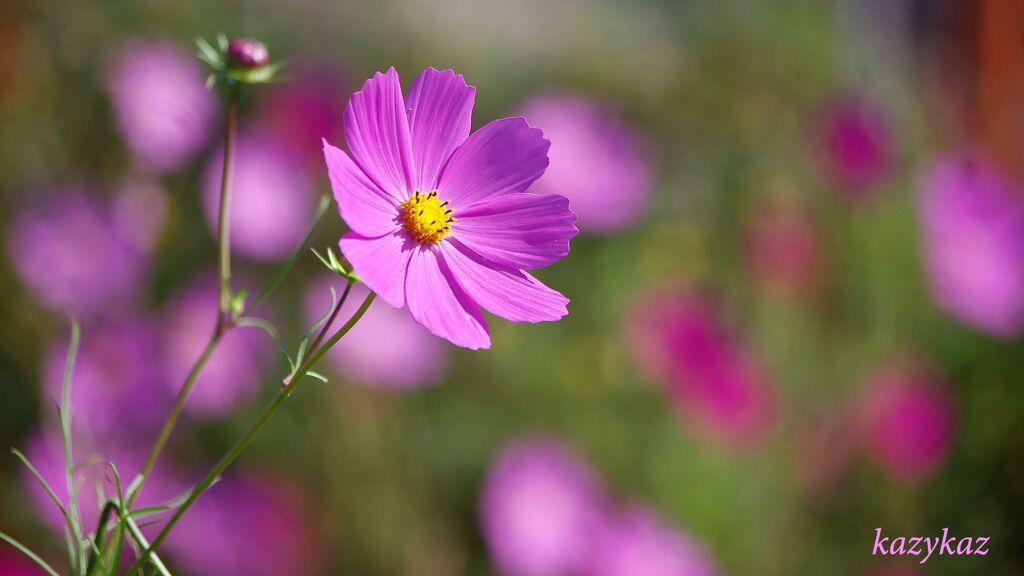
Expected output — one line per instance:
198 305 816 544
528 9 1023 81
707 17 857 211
0 530 60 576
306 287 338 338
305 371 329 383
60 319 86 573
122 515 171 576
11 448 72 527
216 33 228 52
237 316 279 339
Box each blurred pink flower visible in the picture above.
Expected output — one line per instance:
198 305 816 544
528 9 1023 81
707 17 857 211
161 276 274 416
519 92 653 234
202 130 317 260
302 274 448 389
480 438 607 576
164 473 321 576
917 151 1024 338
744 203 823 297
7 188 148 317
326 67 577 349
112 178 168 253
814 95 893 197
22 431 183 538
585 506 716 576
107 40 216 173
256 65 346 166
0 546 40 576
857 361 956 484
42 319 169 449
625 289 776 450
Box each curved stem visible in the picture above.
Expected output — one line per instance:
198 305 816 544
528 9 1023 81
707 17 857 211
127 292 376 575
307 278 353 355
127 330 219 508
216 84 240 325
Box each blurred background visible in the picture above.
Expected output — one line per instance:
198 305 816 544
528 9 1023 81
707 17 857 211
2 0 1024 574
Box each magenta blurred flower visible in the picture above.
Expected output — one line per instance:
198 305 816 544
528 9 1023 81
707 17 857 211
585 507 716 576
164 472 321 576
519 92 653 234
7 188 148 317
625 289 776 450
303 274 448 389
857 361 956 484
256 65 345 166
22 431 183 537
815 95 893 196
42 319 169 448
161 277 274 416
112 178 168 253
0 546 40 576
480 438 607 576
202 130 317 260
325 67 577 349
744 203 823 297
107 40 216 173
917 151 1024 338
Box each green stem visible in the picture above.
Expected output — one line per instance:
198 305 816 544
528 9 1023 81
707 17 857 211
127 292 376 575
127 330 219 509
307 278 353 354
216 83 240 325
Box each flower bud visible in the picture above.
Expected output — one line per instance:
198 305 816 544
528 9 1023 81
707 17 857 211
227 38 269 69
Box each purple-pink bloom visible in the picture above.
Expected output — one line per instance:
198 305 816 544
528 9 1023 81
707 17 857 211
814 95 893 197
585 507 716 576
202 130 318 260
161 276 274 416
256 65 346 167
0 546 40 576
518 92 653 233
917 151 1024 338
480 438 607 576
303 274 448 389
107 40 216 173
324 67 578 349
22 431 183 537
744 202 823 298
625 289 776 450
857 361 955 484
42 319 169 449
7 188 148 317
163 472 321 576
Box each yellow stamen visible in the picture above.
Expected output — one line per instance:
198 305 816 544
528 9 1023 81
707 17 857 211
401 190 455 244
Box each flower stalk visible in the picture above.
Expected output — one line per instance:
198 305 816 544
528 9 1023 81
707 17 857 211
128 291 376 574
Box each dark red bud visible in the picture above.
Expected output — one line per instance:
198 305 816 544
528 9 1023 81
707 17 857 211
226 38 269 69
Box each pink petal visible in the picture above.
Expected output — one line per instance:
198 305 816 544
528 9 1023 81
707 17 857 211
452 193 578 269
323 140 400 236
405 247 490 349
343 67 415 200
339 229 415 308
438 117 550 208
443 240 568 323
406 68 476 193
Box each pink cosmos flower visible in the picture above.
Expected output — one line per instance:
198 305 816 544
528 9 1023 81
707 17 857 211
625 288 776 450
519 92 653 234
814 95 893 197
202 130 317 260
857 361 956 484
302 274 448 389
106 40 216 173
916 151 1024 338
585 507 716 576
161 276 275 416
42 318 170 449
7 187 148 317
163 472 321 576
324 67 578 349
479 438 607 576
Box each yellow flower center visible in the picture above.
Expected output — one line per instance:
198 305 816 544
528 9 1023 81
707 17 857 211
401 190 455 244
